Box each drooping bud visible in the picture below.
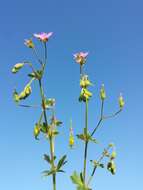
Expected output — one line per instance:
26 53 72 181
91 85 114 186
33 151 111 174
12 63 24 73
119 93 125 109
34 124 40 140
100 84 106 100
107 160 116 175
24 39 34 48
19 85 32 100
79 88 92 102
80 75 92 88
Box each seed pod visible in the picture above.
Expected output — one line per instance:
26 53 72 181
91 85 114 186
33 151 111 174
119 93 125 108
100 84 106 100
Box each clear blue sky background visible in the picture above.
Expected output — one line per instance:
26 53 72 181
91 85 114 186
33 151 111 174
0 0 143 190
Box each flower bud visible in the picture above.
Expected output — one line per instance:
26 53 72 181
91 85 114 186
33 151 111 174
34 124 40 139
69 134 74 148
111 151 116 160
24 85 32 95
69 120 74 148
12 63 24 73
79 88 92 102
13 89 19 103
119 93 125 108
80 75 92 88
19 85 32 100
100 84 106 100
109 143 114 148
107 160 116 175
24 39 34 48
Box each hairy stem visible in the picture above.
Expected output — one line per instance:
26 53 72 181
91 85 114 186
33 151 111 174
49 136 56 190
83 99 89 184
38 79 56 190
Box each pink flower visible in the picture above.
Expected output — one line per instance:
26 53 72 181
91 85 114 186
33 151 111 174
74 52 89 65
33 32 53 42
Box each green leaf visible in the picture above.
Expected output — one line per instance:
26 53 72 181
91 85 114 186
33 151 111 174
57 170 65 173
43 154 51 164
28 70 43 80
44 98 55 109
70 171 83 186
77 132 98 144
57 155 67 170
52 130 59 136
55 120 62 126
80 172 84 183
99 163 104 168
87 134 98 143
76 134 86 141
90 160 104 169
42 169 55 176
70 171 91 190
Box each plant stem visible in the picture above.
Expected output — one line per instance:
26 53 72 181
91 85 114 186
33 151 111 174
49 136 56 190
83 99 88 184
91 100 104 137
38 79 56 190
32 47 43 66
87 146 110 185
91 100 122 137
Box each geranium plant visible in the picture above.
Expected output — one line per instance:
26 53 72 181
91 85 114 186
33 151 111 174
70 52 124 190
12 32 67 190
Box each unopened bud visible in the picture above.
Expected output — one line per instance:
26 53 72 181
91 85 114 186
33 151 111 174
69 120 74 148
119 93 125 108
111 151 116 160
24 39 34 48
12 63 24 73
34 124 40 139
100 84 106 100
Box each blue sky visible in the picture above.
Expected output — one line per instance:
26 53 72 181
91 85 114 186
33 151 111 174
0 0 143 189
